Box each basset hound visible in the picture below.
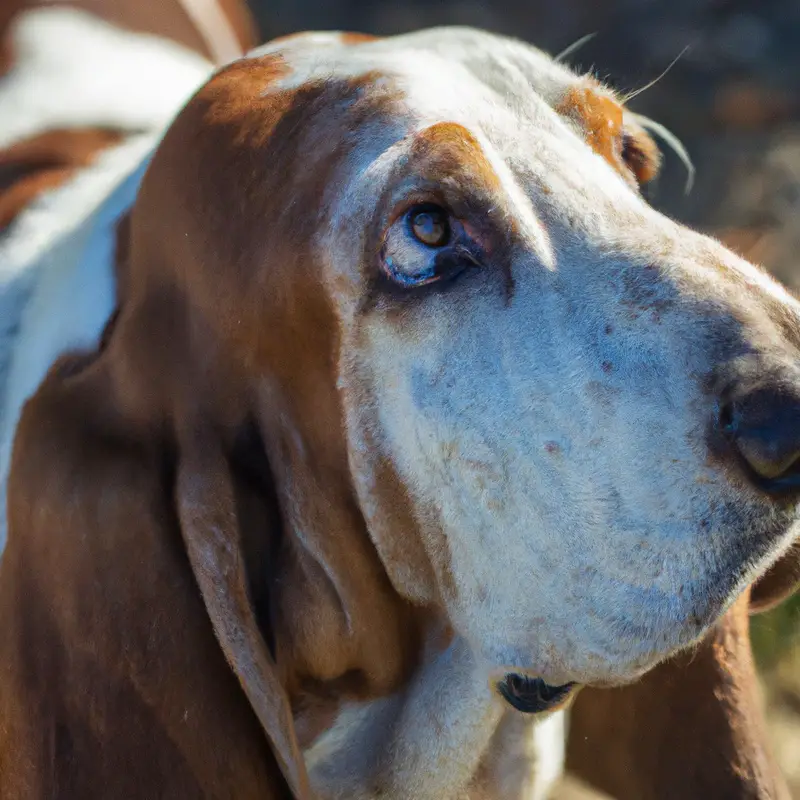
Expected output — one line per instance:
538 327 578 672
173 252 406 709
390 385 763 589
1 25 799 800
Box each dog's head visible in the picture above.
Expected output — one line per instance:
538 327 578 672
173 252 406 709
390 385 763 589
127 27 800 692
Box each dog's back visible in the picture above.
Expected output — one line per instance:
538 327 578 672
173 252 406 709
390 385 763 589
0 0 254 548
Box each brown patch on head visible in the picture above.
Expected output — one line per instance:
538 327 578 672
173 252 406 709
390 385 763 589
144 54 405 368
365 121 516 304
558 86 625 176
410 122 502 196
404 122 509 256
557 85 661 187
340 31 379 45
196 54 293 149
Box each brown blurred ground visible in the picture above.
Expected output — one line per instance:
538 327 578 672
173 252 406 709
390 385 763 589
246 1 800 795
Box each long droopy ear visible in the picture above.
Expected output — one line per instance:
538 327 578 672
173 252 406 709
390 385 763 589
0 353 304 798
176 425 311 798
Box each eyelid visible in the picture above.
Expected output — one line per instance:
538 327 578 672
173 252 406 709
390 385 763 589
386 191 450 227
379 208 480 288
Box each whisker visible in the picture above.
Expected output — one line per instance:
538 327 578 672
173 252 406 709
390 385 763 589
631 113 696 194
554 32 597 63
623 45 691 103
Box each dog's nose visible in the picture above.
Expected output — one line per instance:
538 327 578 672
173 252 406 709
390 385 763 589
722 383 800 492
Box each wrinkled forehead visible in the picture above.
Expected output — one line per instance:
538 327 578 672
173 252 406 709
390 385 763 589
247 27 609 172
239 28 655 265
250 27 582 122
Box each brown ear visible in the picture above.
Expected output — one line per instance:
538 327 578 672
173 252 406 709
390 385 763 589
566 591 789 799
556 86 662 188
619 115 662 186
750 541 800 614
176 424 311 798
0 357 303 798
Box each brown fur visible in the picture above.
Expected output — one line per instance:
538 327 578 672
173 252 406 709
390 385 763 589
0 128 124 229
620 119 662 186
0 394 292 798
0 54 424 797
557 85 661 187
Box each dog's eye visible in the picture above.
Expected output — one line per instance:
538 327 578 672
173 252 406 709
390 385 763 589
409 205 450 247
380 203 477 288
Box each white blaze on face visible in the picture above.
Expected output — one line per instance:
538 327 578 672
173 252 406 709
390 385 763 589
280 27 800 686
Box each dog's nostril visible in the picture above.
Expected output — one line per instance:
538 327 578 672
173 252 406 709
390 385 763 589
735 433 800 481
723 385 800 491
719 402 734 433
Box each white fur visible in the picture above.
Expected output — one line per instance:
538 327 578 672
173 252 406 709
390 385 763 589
0 7 213 150
304 630 567 800
306 635 506 799
531 712 567 799
0 135 157 551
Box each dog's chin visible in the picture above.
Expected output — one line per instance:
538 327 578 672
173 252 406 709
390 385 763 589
486 644 664 693
485 524 798 695
489 599 731 691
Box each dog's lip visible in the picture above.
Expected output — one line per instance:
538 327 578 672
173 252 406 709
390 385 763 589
495 672 578 714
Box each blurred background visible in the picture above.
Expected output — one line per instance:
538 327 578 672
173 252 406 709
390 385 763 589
256 1 800 793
